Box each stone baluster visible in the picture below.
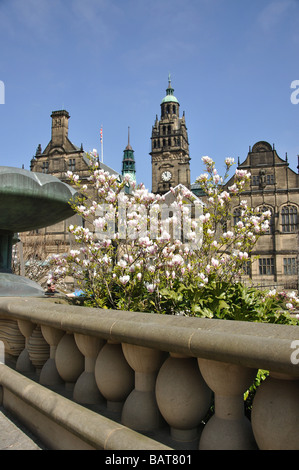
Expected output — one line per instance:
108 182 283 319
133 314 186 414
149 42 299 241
156 353 212 445
39 325 64 388
16 319 35 373
28 325 50 377
73 333 105 405
251 372 299 450
198 358 257 450
55 333 84 392
27 325 50 378
121 343 166 432
94 340 134 413
0 319 25 368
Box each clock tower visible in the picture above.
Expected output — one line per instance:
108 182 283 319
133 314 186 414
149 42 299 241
150 76 191 194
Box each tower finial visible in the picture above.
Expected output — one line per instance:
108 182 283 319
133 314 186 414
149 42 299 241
125 126 132 150
168 73 171 86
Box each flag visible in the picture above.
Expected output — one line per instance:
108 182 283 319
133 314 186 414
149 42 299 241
100 126 103 144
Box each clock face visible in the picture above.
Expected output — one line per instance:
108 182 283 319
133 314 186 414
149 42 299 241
162 171 172 182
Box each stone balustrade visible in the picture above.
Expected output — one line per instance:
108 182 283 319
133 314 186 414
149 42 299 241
0 296 298 450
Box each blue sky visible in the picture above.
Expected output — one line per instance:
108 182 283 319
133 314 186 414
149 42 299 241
0 0 299 191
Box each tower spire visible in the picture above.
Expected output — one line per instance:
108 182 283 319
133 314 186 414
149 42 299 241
166 73 175 98
126 126 132 150
122 127 136 189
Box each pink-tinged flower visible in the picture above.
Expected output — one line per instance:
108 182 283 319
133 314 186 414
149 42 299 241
223 231 234 239
137 272 142 281
261 221 269 232
139 236 152 247
146 283 156 293
117 259 127 268
219 191 230 201
199 213 211 224
202 156 214 166
225 157 234 166
286 302 294 310
119 275 130 285
196 173 209 183
235 169 251 179
228 183 238 194
213 174 221 184
171 254 184 266
238 251 248 260
211 258 219 267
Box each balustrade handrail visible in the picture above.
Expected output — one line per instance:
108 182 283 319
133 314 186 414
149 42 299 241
0 296 299 377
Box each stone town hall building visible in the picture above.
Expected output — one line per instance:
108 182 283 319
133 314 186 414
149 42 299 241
24 78 299 291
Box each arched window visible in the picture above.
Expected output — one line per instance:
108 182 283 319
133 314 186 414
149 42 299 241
281 205 297 233
258 206 274 234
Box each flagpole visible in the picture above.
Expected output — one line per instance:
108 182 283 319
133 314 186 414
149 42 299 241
100 125 103 163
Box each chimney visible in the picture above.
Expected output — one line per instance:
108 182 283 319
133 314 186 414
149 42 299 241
51 110 70 146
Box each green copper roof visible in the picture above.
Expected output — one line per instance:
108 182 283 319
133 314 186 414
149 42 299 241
161 74 179 104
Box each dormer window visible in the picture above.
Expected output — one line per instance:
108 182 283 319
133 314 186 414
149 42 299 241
68 159 76 172
42 161 49 173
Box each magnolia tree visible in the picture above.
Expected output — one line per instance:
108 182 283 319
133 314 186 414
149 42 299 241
51 154 299 321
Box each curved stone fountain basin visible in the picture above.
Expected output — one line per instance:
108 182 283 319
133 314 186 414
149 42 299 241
0 166 78 297
0 167 77 232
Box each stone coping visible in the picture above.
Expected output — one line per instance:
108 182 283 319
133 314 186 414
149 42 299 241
0 297 299 377
0 364 171 450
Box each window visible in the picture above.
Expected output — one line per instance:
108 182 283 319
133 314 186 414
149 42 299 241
252 174 274 186
284 258 297 275
281 205 297 233
258 206 274 234
243 260 251 276
233 207 241 225
68 159 76 171
42 161 49 173
259 258 274 275
252 175 259 186
266 174 274 185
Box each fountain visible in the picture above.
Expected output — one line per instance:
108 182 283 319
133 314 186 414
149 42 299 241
0 166 78 296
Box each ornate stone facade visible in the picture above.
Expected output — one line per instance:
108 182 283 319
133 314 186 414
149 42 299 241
225 141 299 290
18 111 120 283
